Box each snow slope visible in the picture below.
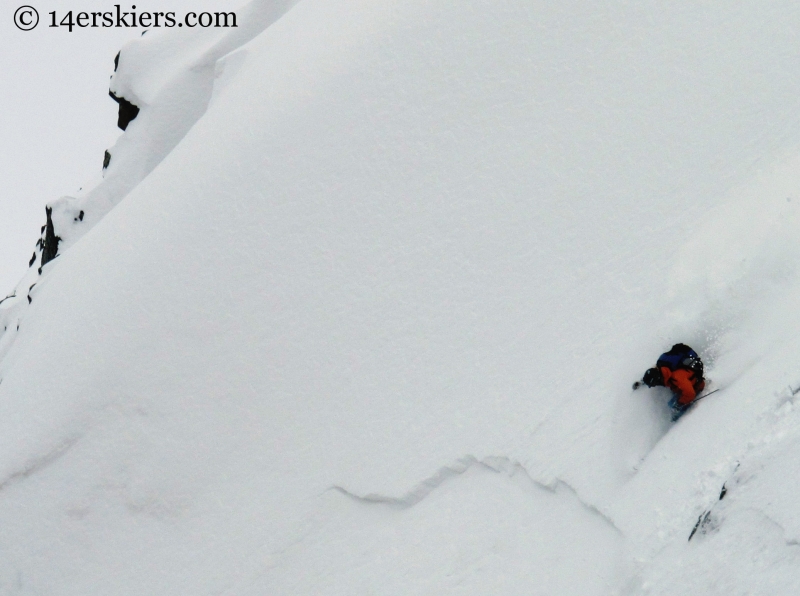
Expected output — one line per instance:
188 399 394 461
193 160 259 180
3 0 800 593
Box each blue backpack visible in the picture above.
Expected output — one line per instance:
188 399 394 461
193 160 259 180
657 344 704 378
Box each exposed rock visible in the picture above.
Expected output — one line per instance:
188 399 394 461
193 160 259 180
40 206 61 269
109 91 140 131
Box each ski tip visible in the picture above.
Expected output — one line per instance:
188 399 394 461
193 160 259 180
632 381 642 390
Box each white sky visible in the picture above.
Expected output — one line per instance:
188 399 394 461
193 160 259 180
0 0 240 295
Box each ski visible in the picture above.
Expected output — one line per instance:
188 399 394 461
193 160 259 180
671 387 720 421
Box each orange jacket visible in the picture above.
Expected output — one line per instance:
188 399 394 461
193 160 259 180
660 366 705 406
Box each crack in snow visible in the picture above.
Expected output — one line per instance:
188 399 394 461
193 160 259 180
331 455 621 534
331 456 480 510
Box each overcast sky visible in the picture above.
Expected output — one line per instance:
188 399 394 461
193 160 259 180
1 0 240 295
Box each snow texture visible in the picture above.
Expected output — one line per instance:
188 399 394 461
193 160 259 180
3 0 800 593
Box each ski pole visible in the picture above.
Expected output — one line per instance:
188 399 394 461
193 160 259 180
692 388 720 403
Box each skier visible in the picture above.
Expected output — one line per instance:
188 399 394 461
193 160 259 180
639 343 706 420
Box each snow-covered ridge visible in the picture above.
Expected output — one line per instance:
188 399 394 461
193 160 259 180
0 0 299 361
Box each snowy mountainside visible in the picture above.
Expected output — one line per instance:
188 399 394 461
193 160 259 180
0 0 299 362
3 0 800 594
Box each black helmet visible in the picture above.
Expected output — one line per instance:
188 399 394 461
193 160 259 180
643 367 664 388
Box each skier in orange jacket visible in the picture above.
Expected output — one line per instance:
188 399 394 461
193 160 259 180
640 343 706 419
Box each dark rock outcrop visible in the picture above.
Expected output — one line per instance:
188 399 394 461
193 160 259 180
40 206 61 270
109 91 140 131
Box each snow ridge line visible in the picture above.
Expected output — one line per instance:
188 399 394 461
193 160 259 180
0 0 303 360
331 455 621 534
